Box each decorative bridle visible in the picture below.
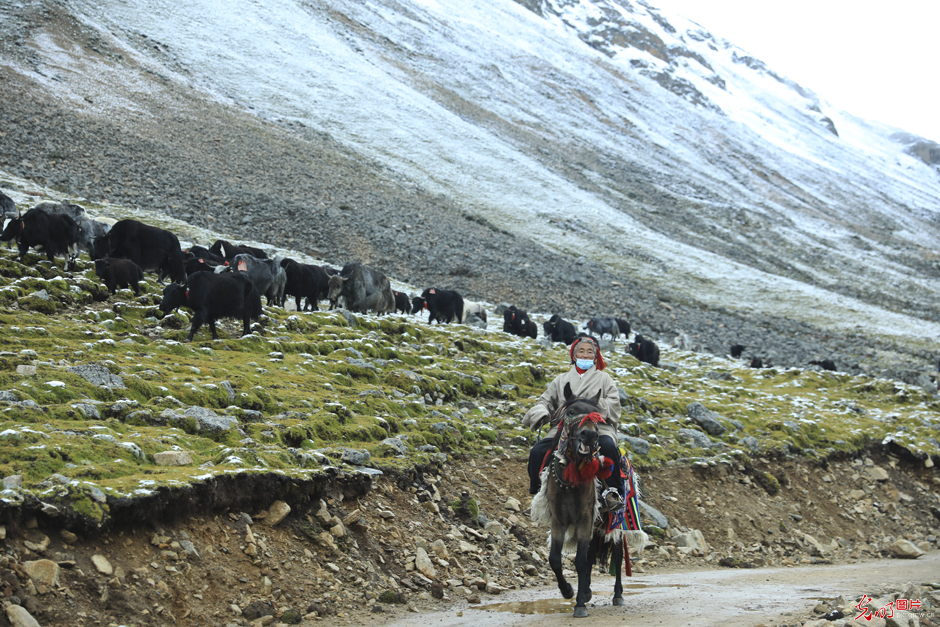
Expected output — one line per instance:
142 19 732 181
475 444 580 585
545 398 612 489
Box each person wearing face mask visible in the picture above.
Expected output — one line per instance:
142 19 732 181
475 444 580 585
522 334 624 511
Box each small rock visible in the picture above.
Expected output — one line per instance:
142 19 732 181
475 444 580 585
3 475 24 489
340 448 371 466
179 540 200 559
5 604 41 627
868 466 890 481
23 535 50 553
803 533 829 557
415 547 437 579
220 381 236 403
887 539 924 559
485 582 507 594
673 530 709 553
24 559 60 588
504 497 521 512
430 539 450 559
154 451 193 466
458 540 479 553
15 365 36 376
92 554 113 575
267 501 291 526
381 437 408 456
242 600 274 621
182 406 238 433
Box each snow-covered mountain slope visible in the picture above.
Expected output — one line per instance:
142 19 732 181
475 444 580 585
6 0 940 346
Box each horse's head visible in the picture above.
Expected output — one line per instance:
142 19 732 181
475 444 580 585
558 383 604 462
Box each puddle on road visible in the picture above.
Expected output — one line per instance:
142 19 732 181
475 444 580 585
474 583 686 614
476 599 576 615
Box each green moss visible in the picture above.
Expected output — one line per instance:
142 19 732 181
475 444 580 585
378 591 406 604
0 242 936 506
65 489 111 526
645 525 665 538
755 471 780 496
451 494 479 521
18 296 58 314
331 362 378 382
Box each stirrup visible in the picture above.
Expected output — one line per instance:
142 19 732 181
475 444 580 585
600 488 624 513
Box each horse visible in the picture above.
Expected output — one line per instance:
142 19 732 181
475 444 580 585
529 384 627 617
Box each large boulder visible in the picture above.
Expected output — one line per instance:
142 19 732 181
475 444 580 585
620 434 651 455
686 402 727 437
637 500 669 528
677 428 712 449
673 529 709 553
67 363 125 389
888 539 924 559
182 406 239 433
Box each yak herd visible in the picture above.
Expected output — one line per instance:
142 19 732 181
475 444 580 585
1 195 799 368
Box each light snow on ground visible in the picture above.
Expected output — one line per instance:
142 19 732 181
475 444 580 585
4 0 940 348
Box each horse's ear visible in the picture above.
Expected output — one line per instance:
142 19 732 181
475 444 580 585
563 382 574 402
591 389 601 404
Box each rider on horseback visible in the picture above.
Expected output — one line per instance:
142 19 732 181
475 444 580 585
523 334 624 512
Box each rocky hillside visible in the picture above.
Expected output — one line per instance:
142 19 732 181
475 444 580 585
0 185 938 625
1 0 940 378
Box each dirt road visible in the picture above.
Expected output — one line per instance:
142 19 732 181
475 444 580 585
381 552 939 627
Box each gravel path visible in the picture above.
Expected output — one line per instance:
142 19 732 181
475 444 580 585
0 1 935 379
379 553 940 627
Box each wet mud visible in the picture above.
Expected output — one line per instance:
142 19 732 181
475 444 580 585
382 552 940 626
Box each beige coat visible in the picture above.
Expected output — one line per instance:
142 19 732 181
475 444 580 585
521 365 620 441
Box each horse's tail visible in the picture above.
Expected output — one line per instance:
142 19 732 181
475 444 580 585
623 530 649 555
529 466 552 526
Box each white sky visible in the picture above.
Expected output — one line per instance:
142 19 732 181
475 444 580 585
652 0 940 142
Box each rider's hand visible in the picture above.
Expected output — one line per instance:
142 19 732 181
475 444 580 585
522 410 546 430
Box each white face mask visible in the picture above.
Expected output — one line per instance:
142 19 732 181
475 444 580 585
575 358 594 370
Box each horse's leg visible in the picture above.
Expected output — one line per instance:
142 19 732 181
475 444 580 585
573 538 591 618
548 531 573 600
612 540 624 606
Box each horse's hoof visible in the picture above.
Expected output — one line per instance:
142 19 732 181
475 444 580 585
613 596 625 606
561 583 574 599
573 606 589 618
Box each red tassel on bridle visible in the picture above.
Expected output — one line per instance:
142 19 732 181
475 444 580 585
578 411 605 429
562 455 613 484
